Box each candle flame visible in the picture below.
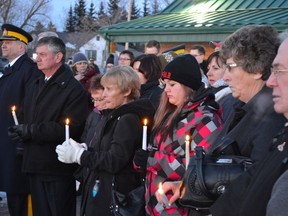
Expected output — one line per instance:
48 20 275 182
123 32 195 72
185 135 190 142
65 118 70 125
144 118 148 126
158 182 164 194
11 106 16 112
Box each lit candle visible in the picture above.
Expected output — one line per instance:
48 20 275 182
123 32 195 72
158 182 170 207
142 118 148 150
65 118 70 145
185 135 190 170
11 106 19 125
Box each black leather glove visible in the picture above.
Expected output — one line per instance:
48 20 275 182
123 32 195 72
133 149 149 169
8 124 31 142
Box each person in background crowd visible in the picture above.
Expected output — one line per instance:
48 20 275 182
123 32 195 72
145 40 161 55
80 74 106 148
206 51 237 122
136 54 222 216
67 57 73 66
71 52 99 89
56 65 155 215
208 24 286 216
74 74 106 196
209 41 222 52
71 52 100 110
118 50 134 66
190 44 209 86
105 53 118 71
0 23 40 216
37 31 59 41
158 51 178 71
88 57 101 74
132 54 163 109
8 36 88 216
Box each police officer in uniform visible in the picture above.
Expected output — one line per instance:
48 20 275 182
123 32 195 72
0 24 40 216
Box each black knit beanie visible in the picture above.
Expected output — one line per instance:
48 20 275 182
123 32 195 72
162 54 202 91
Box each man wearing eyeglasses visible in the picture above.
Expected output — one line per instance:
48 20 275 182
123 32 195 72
265 33 288 216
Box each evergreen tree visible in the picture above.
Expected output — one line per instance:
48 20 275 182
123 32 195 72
86 2 97 32
65 5 75 32
107 0 127 24
75 0 87 31
97 1 106 19
143 0 150 17
151 0 160 14
35 21 45 32
107 0 120 16
96 1 109 28
131 0 140 20
73 5 79 31
47 21 56 31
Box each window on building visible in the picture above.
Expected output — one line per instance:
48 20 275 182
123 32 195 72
85 50 97 60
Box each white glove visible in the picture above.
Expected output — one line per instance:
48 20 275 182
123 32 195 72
70 138 88 150
56 138 86 164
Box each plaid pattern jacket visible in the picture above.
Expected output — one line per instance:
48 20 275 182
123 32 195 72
145 97 222 216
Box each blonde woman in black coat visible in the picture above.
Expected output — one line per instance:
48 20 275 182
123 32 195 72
56 66 155 215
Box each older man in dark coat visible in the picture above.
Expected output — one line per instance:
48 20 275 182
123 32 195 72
0 24 40 216
8 36 89 216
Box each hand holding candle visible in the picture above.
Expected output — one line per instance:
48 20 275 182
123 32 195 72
11 106 19 125
142 118 148 150
157 182 170 207
185 135 190 170
65 118 70 145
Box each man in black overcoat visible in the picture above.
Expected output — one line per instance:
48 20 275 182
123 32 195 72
0 24 40 216
8 36 89 216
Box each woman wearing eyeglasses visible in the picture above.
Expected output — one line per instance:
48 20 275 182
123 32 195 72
209 25 287 216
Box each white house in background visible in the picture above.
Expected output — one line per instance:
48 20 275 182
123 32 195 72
78 34 107 68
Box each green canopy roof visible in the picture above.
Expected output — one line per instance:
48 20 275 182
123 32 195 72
99 0 288 42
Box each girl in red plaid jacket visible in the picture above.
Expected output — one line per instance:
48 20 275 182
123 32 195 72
145 54 223 216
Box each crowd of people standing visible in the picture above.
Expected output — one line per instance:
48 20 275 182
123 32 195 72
1 22 288 216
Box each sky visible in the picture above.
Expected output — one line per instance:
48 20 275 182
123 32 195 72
50 0 78 31
50 0 144 31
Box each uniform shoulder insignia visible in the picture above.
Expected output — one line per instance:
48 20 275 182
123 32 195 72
277 142 286 152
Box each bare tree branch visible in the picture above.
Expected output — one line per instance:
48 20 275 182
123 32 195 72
0 0 52 30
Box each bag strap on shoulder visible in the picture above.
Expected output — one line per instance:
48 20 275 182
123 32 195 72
195 146 216 200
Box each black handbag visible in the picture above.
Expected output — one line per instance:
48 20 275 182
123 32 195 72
179 145 253 209
110 177 146 216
